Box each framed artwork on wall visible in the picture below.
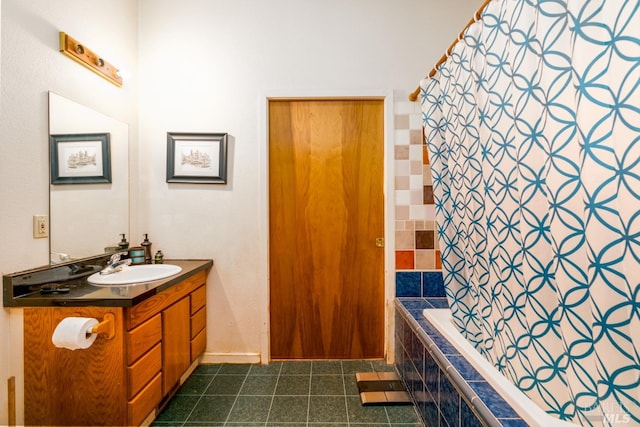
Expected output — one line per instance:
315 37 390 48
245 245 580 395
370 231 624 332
166 132 228 184
50 133 111 184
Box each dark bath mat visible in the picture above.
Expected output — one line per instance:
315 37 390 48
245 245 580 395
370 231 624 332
355 372 412 406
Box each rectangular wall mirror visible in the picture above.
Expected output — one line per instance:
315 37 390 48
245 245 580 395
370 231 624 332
49 92 129 263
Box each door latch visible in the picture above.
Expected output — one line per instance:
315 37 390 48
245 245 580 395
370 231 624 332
375 237 385 248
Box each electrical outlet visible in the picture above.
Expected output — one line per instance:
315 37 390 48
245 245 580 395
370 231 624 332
33 215 48 238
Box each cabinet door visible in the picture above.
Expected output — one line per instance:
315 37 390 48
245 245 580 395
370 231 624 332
23 307 126 426
162 297 191 394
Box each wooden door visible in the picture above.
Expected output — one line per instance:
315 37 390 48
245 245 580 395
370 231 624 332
269 98 385 359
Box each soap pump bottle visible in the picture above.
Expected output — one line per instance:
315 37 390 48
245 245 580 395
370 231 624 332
117 233 129 250
141 234 152 264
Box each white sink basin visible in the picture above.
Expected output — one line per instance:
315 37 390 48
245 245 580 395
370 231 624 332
87 264 182 285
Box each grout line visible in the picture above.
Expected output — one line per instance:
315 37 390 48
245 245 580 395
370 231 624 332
341 361 351 427
379 360 394 427
264 362 283 427
179 367 219 426
222 368 250 426
306 362 313 427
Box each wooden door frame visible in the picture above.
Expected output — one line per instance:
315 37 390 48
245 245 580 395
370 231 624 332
259 90 396 363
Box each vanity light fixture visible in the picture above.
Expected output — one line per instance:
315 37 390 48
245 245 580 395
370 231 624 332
59 32 123 87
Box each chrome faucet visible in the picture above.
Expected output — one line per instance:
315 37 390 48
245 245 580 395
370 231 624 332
99 252 132 275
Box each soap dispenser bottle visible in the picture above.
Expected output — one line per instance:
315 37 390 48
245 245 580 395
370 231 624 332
117 234 129 250
141 234 152 264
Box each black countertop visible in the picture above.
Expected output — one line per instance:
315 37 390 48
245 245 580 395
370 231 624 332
3 259 213 308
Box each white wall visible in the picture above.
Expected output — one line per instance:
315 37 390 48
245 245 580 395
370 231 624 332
0 1 138 424
137 0 478 362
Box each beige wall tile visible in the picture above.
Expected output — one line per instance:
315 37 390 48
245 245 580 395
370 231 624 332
395 230 415 249
395 114 410 129
395 205 409 220
395 145 410 160
415 250 436 269
410 129 423 145
395 176 410 190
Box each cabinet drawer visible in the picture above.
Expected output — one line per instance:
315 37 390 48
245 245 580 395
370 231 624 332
127 270 207 330
127 314 161 365
190 306 206 339
128 343 161 400
190 285 206 315
128 372 162 427
191 327 206 362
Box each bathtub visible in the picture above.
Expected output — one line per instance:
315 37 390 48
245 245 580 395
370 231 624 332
422 308 579 427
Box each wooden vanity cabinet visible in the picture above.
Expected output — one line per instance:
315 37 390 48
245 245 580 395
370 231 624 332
23 270 208 426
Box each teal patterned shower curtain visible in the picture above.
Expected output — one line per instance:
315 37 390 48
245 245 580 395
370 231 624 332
420 0 639 425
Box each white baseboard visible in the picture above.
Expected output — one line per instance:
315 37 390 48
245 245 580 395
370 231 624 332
200 352 262 365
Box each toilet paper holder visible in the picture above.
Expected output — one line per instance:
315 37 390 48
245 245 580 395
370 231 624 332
88 313 115 339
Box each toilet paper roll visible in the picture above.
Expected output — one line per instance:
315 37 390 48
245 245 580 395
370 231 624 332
52 317 99 350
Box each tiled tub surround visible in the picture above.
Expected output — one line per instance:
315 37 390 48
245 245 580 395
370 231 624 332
394 91 440 271
395 298 527 427
396 271 447 299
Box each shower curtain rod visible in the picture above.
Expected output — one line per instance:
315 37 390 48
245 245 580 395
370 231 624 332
409 0 492 101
